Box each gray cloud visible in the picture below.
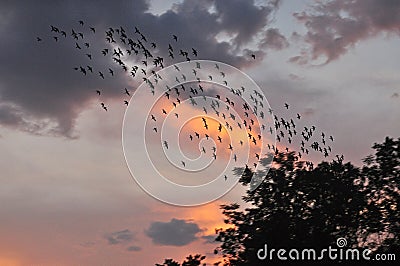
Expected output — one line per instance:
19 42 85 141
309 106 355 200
259 28 289 50
0 103 68 136
391 92 399 98
201 234 216 244
145 218 202 246
291 0 400 64
126 245 142 252
0 0 283 137
104 229 135 245
214 0 276 48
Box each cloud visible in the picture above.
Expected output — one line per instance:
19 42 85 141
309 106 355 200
201 234 216 244
126 245 142 252
145 218 202 246
0 103 71 136
80 241 96 248
0 0 283 137
288 73 304 81
259 28 289 50
213 0 276 47
291 0 400 64
391 92 399 98
104 229 135 245
303 107 315 117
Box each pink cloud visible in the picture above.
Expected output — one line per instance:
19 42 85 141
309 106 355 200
291 0 400 64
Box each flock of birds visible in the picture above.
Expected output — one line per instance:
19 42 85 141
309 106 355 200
147 73 338 173
147 72 269 173
40 21 186 111
37 20 343 180
38 21 258 112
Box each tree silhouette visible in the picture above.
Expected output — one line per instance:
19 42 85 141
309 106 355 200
156 137 399 265
156 254 206 266
214 137 399 264
357 137 399 254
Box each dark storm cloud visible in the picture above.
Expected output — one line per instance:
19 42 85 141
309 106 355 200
291 0 400 64
0 0 147 137
213 0 275 47
145 218 202 246
104 229 135 245
0 0 284 137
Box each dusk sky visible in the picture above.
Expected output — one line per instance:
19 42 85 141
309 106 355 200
0 0 399 265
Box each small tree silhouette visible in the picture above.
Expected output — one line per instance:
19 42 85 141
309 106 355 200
156 254 206 266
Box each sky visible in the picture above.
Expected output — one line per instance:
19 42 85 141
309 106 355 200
0 0 399 265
